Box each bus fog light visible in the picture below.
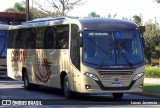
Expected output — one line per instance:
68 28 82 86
139 84 143 88
133 72 144 81
85 85 91 89
84 72 99 81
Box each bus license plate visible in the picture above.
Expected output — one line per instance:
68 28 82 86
112 82 122 87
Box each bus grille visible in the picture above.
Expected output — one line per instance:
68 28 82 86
98 70 134 80
99 71 133 76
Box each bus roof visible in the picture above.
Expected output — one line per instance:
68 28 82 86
0 24 10 30
79 18 139 31
9 16 139 31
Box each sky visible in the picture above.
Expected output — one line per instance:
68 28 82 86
1 0 160 24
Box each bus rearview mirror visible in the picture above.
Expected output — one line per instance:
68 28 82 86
139 26 145 34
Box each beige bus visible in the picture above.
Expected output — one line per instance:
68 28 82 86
7 17 145 99
0 24 10 74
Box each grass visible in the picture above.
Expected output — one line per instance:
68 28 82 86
143 83 160 94
145 65 160 78
144 65 160 94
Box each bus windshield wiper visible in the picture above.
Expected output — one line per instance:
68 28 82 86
100 54 107 67
120 51 133 67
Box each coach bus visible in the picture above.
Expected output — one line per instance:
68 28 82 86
0 24 10 74
7 17 145 99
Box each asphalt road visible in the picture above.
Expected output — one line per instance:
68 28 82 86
0 75 160 108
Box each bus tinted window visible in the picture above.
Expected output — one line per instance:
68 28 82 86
8 25 69 49
36 27 44 48
56 25 69 49
0 31 7 57
70 24 80 70
44 27 56 49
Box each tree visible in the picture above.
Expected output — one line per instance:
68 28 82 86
33 0 86 16
5 2 25 13
88 11 100 17
132 15 142 25
30 8 49 19
143 19 160 63
122 17 132 21
5 2 49 20
107 13 117 18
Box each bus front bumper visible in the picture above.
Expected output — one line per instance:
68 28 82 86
76 74 144 94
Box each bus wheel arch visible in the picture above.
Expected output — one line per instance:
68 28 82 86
60 71 67 90
22 67 31 90
60 71 74 99
22 67 27 81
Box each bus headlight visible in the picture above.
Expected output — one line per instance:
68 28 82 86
84 72 99 81
133 72 144 81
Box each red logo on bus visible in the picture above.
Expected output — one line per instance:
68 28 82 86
34 58 52 83
11 51 25 63
34 50 52 83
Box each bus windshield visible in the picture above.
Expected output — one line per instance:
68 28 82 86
83 31 143 66
0 31 7 57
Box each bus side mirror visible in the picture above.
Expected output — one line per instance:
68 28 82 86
78 37 83 47
139 26 145 47
139 26 145 34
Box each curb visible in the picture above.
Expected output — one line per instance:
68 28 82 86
131 92 160 98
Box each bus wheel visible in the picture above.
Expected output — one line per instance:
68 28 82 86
112 93 123 99
24 71 31 90
63 75 74 99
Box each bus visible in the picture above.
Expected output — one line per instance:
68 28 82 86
0 24 10 74
7 17 145 99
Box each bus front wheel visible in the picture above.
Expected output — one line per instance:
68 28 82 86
63 75 74 99
112 93 123 99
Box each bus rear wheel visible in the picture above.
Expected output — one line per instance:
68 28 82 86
63 75 74 99
112 93 123 99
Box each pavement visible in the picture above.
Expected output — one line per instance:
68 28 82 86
144 78 160 84
0 73 160 98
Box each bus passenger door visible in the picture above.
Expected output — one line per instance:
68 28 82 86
70 24 81 92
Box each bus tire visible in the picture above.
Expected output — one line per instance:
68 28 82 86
112 93 123 99
24 71 32 90
63 75 74 99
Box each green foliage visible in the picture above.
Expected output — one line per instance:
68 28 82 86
144 84 160 94
88 11 100 17
5 2 25 13
107 13 117 18
155 46 160 51
5 2 49 20
122 17 132 21
132 15 142 25
30 8 49 19
145 65 160 78
143 19 160 62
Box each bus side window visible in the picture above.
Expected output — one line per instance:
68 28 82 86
70 24 80 70
16 29 24 48
44 27 56 49
56 25 69 49
8 30 19 49
28 29 36 49
36 27 45 49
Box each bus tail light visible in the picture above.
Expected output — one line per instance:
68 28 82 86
84 72 99 81
133 72 144 81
